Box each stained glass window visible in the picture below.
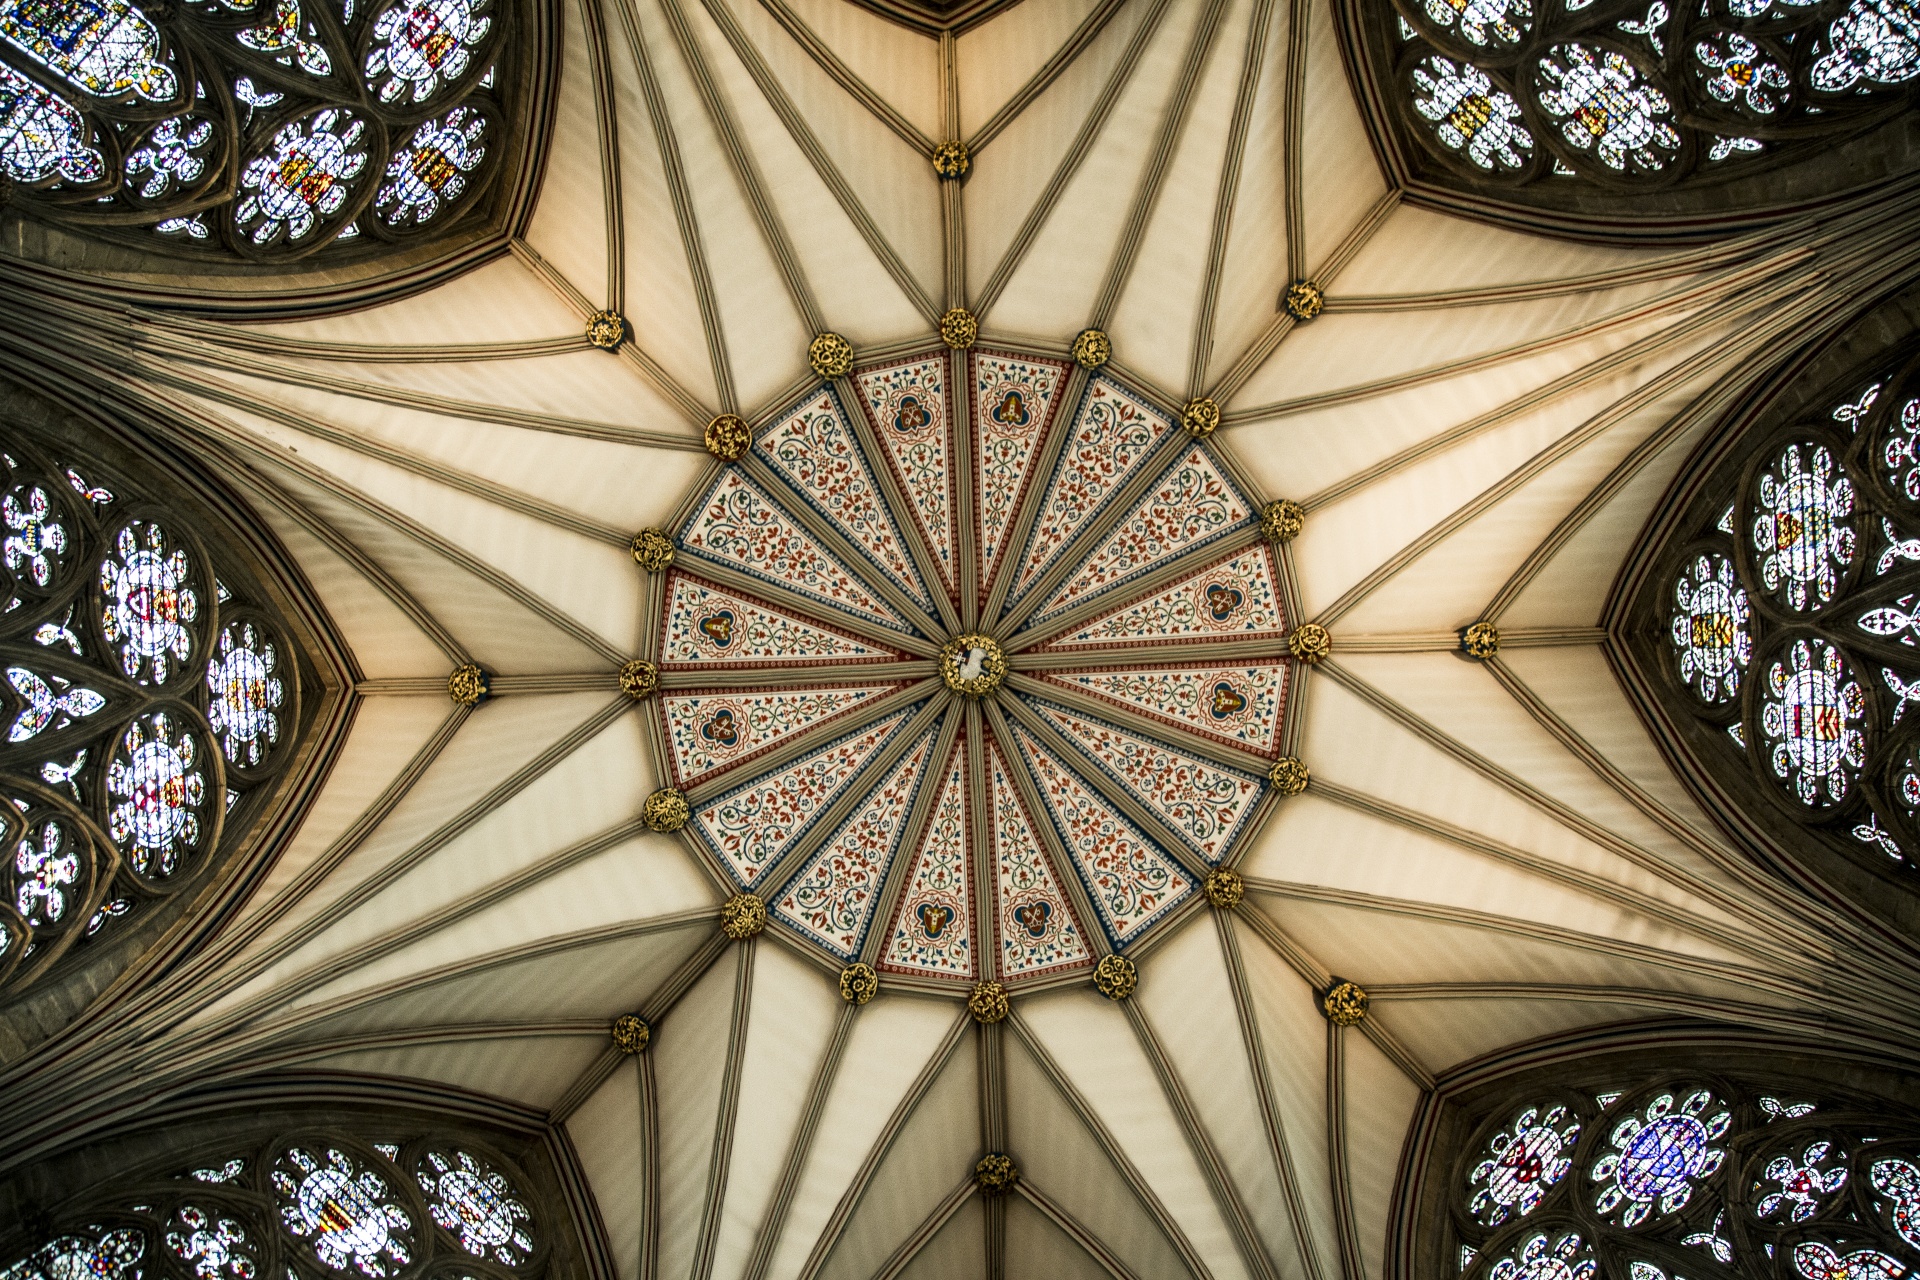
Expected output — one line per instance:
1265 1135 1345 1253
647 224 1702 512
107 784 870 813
0 419 303 999
1636 325 1920 905
1467 1101 1582 1226
1670 553 1752 704
414 1148 535 1265
1439 1070 1920 1280
1382 0 1920 196
3 1128 547 1280
0 0 514 258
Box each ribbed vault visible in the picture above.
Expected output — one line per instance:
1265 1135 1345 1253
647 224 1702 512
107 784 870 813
2 0 1920 1278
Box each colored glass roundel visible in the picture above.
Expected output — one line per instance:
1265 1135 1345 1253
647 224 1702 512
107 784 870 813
655 343 1301 987
0 0 514 260
1445 1074 1920 1280
0 434 301 997
1468 1102 1583 1227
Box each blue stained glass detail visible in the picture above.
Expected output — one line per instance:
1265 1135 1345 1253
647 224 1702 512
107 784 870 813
0 62 102 183
0 0 175 101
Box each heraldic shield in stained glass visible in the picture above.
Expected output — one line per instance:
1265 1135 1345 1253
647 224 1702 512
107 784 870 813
652 342 1304 989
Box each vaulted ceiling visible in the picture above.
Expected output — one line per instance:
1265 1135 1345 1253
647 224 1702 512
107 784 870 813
3 0 1920 1277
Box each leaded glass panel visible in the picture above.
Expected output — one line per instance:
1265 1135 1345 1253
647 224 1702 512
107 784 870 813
0 0 524 260
1435 1069 1920 1280
0 410 308 1000
1645 332 1920 889
1369 0 1920 215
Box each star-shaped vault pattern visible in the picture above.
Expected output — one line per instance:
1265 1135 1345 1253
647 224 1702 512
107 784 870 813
653 345 1293 986
1 0 1917 1278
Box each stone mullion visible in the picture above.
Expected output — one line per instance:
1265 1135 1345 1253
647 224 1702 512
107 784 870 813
677 680 940 809
656 661 934 690
741 693 953 897
980 364 1091 625
737 453 947 643
1003 524 1267 653
1002 671 1276 774
858 705 964 968
835 376 963 637
981 700 1115 960
658 554 939 658
998 693 1214 884
953 348 979 633
994 432 1188 639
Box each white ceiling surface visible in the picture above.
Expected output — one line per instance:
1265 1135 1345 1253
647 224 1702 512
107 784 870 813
81 0 1860 1275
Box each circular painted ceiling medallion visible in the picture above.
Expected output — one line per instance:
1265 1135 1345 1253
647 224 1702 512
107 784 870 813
650 341 1301 990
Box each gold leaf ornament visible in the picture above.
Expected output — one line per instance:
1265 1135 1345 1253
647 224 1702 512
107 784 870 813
447 664 490 706
974 1153 1017 1192
1323 980 1369 1026
1288 624 1331 664
931 140 970 179
809 332 854 379
721 892 767 939
585 310 626 349
1283 281 1324 321
1203 868 1244 909
1071 329 1111 369
1181 397 1220 439
704 413 751 462
643 787 690 833
968 979 1009 1023
939 307 978 350
1460 621 1500 659
611 1013 650 1053
630 528 674 571
619 659 659 700
839 962 878 1004
1268 756 1310 795
1260 499 1305 543
1093 953 1137 1000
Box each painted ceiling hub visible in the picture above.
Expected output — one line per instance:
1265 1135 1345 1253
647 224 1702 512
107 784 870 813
938 633 1005 698
651 338 1303 992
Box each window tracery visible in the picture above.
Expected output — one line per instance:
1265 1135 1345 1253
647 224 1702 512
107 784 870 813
1625 316 1920 908
1418 1063 1920 1280
0 411 308 1000
0 0 523 261
1353 0 1920 228
1 1127 549 1280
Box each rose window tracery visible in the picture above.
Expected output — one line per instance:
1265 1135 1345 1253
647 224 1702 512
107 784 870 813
0 423 305 1000
650 342 1303 989
1633 333 1920 892
1428 1068 1920 1280
1362 0 1920 226
1 1122 549 1280
0 0 523 261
